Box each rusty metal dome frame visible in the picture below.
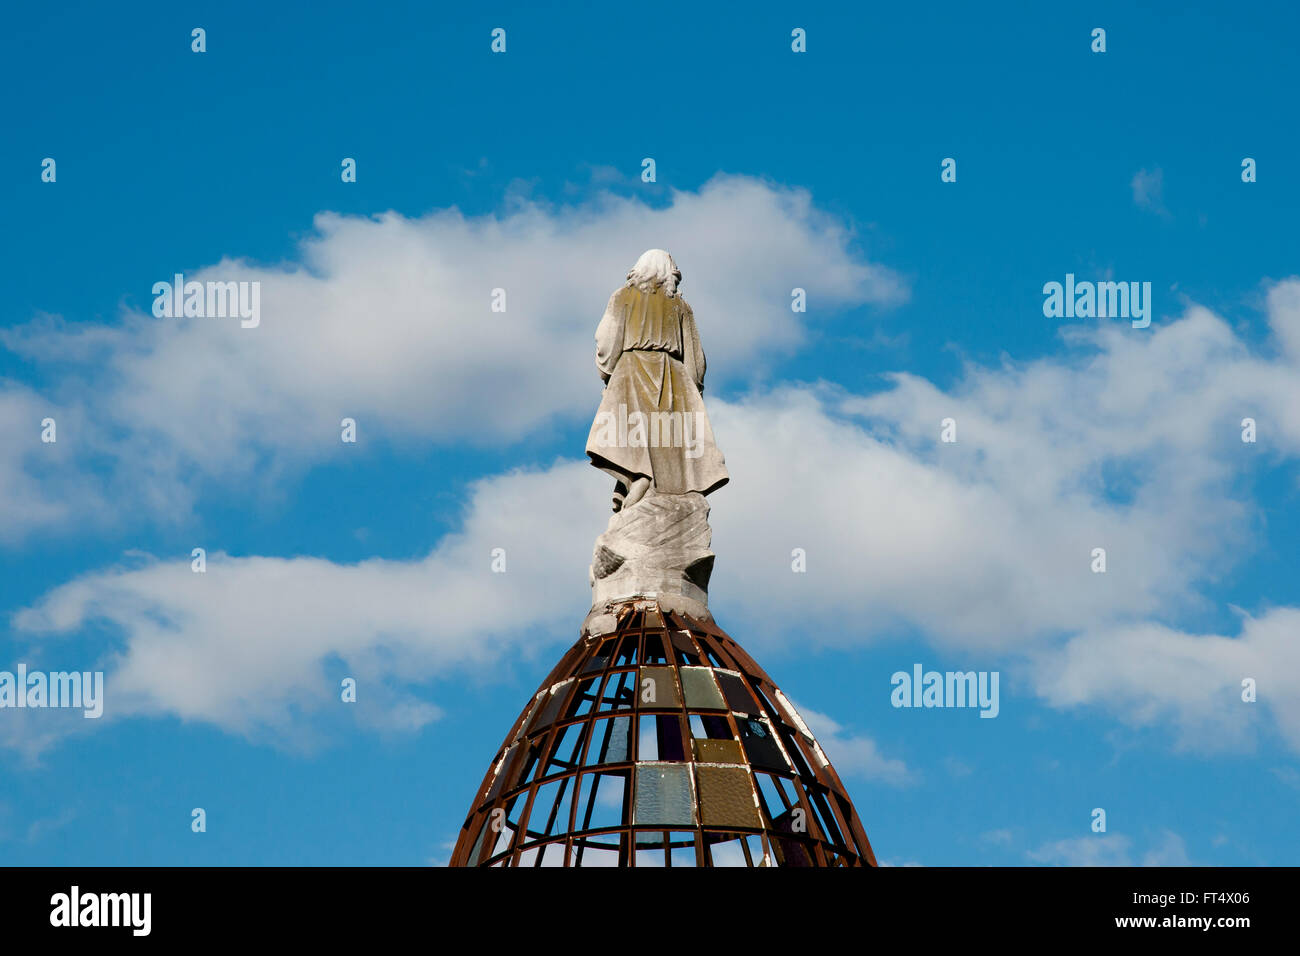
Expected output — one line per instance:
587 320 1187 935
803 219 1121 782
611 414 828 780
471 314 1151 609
450 600 877 867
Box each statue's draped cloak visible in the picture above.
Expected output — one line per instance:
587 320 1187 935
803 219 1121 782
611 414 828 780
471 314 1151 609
585 285 729 496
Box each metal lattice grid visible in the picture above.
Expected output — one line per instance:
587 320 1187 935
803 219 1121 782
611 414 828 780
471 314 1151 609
450 600 877 867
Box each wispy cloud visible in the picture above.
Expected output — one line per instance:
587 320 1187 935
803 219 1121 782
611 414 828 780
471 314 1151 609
1027 830 1192 866
1131 167 1170 217
795 703 914 786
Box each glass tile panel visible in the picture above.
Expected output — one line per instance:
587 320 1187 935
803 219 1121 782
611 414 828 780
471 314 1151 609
679 666 726 710
637 666 680 709
655 714 686 762
634 763 695 827
696 765 761 829
694 738 745 764
739 717 790 771
715 670 757 713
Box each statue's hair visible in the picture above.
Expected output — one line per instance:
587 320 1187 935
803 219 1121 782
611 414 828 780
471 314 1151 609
626 249 682 296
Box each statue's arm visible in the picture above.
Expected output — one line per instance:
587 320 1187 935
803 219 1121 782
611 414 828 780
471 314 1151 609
594 291 625 383
682 302 706 393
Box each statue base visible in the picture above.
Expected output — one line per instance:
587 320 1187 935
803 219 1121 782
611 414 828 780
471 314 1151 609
583 490 715 637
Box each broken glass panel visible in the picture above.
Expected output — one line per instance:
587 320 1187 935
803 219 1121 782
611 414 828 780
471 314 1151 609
584 715 630 765
467 817 490 866
567 678 598 718
575 844 619 867
753 772 791 818
641 634 667 664
705 832 749 867
637 715 659 761
575 771 627 832
531 678 574 731
670 630 702 665
536 841 570 867
597 670 637 712
485 742 518 803
525 777 573 840
667 832 698 867
809 787 846 847
614 633 638 667
543 722 585 777
635 847 665 867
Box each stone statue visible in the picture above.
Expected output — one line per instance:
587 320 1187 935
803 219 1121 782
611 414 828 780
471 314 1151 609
583 250 728 634
585 249 729 512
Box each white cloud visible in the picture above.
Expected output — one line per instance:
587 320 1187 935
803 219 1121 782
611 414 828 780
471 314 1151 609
0 175 904 539
12 285 1300 755
7 162 1300 761
1271 766 1300 791
1141 831 1193 866
794 703 913 786
944 756 974 778
0 385 108 543
1028 834 1134 866
1027 830 1192 866
1131 167 1168 216
980 828 1013 846
708 300 1299 652
13 461 608 744
1029 610 1300 753
703 288 1300 750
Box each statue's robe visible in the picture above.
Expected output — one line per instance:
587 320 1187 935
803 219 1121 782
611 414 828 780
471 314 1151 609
585 285 729 496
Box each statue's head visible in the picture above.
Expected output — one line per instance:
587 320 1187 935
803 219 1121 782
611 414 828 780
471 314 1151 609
626 249 682 296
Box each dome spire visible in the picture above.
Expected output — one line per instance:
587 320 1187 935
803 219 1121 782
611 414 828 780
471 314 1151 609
448 254 878 867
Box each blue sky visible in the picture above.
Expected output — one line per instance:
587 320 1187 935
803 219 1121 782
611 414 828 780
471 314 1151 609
2 0 1298 866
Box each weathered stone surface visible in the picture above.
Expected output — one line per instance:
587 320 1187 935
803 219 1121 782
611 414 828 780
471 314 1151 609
584 489 714 635
585 249 729 503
